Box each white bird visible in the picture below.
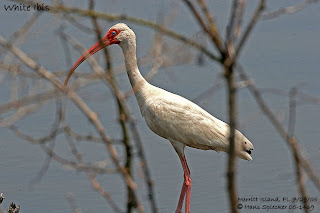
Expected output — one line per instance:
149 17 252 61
65 23 254 213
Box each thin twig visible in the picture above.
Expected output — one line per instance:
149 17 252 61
59 24 158 213
29 97 63 184
10 0 220 62
196 0 224 53
191 79 224 103
63 126 122 144
262 0 320 20
182 0 224 55
288 87 310 213
235 0 265 59
1 11 41 64
89 0 140 211
9 125 117 174
0 102 41 128
66 193 82 213
226 0 239 41
64 129 122 213
0 35 138 193
233 0 247 42
237 64 320 191
0 81 93 115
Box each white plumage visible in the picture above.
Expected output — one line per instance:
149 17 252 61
65 23 254 213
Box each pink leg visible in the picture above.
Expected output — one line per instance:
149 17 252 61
176 182 187 212
175 155 191 213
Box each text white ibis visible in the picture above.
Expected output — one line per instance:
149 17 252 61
65 23 254 213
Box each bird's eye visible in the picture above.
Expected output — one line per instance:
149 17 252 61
112 31 116 36
244 141 247 144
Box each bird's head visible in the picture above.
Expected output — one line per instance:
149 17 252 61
234 130 254 161
64 23 134 85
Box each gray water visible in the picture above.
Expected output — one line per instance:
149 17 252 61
0 0 319 212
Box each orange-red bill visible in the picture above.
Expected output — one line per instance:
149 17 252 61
64 37 110 86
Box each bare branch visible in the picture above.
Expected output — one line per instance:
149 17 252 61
191 79 224 103
0 103 41 128
63 126 122 144
233 0 247 42
288 87 310 213
66 193 82 213
226 0 247 62
64 128 122 213
29 97 63 184
60 20 158 212
225 65 239 213
11 0 220 62
226 0 239 41
182 0 224 55
0 35 138 193
235 0 265 59
196 0 224 53
1 11 41 64
9 125 117 174
2 2 319 213
89 1 142 211
262 0 320 20
237 64 320 191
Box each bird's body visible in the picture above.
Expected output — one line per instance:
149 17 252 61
65 23 254 213
140 84 229 151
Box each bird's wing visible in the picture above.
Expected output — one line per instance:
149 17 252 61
143 90 229 151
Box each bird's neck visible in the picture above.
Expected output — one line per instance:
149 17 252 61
121 41 148 90
120 40 153 114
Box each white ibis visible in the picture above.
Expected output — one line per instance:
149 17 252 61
65 23 254 213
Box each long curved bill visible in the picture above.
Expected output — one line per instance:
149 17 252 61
64 37 110 85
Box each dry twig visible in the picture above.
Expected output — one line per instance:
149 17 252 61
0 35 138 193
